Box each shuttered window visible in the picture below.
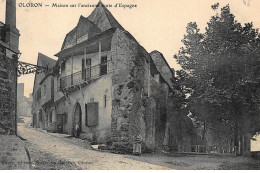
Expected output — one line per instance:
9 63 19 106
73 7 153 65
104 95 107 108
85 102 98 127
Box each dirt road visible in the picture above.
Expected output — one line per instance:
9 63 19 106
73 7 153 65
18 117 171 169
17 116 260 170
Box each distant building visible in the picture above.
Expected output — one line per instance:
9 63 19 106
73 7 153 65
29 93 33 102
17 83 32 117
17 83 24 102
32 53 56 130
32 1 196 151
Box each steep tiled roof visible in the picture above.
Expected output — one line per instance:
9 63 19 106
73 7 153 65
61 16 101 50
32 53 56 95
150 50 174 76
60 1 124 52
56 28 116 58
38 53 56 68
87 1 124 32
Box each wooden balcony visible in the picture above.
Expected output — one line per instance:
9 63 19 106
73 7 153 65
60 61 113 93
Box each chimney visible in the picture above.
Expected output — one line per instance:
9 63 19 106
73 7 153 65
5 0 16 27
5 0 19 53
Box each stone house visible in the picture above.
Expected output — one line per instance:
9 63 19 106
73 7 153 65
0 1 30 169
0 0 20 135
17 83 33 117
32 1 196 151
32 53 56 131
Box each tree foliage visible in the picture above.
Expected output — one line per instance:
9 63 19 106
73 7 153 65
174 4 260 146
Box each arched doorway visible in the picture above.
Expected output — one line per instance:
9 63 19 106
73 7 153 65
38 109 43 128
73 103 82 137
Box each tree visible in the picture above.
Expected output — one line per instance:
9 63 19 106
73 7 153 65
174 4 260 155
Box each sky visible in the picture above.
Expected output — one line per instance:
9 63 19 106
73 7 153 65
0 0 260 97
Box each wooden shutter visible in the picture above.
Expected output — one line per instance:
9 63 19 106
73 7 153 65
86 102 98 127
82 59 86 80
85 104 88 126
86 59 91 79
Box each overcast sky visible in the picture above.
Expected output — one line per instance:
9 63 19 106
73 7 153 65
0 0 260 97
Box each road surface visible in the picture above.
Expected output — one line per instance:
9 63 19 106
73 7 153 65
17 116 260 170
18 117 172 169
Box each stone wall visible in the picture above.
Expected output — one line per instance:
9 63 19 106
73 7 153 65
109 29 197 152
146 79 168 150
143 97 156 150
0 49 17 135
110 29 149 151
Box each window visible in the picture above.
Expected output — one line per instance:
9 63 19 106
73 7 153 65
85 102 98 127
100 56 107 76
44 85 46 97
104 95 107 108
86 59 91 66
86 59 91 79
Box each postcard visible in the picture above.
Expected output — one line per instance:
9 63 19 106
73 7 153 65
0 0 260 170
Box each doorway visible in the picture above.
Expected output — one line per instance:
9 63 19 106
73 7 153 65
73 103 82 136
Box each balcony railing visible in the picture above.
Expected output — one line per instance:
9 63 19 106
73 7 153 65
60 61 113 90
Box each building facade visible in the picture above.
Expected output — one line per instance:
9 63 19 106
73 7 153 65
32 53 56 131
32 1 196 151
17 83 32 117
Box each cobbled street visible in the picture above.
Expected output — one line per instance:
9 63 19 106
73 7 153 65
18 116 260 170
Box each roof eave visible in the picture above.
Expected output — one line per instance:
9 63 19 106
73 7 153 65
55 28 116 58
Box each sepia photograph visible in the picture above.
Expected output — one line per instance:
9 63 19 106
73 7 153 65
0 0 260 170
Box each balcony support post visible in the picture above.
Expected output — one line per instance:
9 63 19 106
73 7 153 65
71 54 73 85
99 41 101 63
